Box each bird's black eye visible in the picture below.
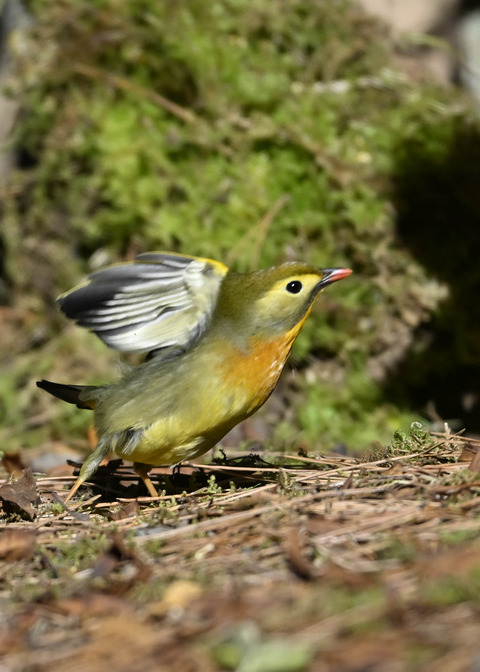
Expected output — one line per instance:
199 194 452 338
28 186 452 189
286 280 303 294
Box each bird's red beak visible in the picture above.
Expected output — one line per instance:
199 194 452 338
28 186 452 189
316 267 352 289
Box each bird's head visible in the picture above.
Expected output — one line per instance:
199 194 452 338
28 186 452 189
217 262 352 339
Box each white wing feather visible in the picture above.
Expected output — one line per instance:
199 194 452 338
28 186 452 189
57 252 228 354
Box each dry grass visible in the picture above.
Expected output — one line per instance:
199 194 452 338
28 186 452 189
2 430 480 671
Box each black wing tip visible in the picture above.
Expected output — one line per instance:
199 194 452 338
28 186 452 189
57 283 117 319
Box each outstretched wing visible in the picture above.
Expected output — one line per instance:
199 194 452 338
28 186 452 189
57 252 229 354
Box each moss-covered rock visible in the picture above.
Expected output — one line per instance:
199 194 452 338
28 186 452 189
1 0 479 455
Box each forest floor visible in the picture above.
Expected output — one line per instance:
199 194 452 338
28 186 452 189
2 428 480 671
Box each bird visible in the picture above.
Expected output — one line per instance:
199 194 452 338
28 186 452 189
37 251 352 501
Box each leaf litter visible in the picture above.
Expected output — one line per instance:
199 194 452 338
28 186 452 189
2 428 480 670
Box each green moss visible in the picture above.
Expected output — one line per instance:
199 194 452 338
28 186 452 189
45 532 111 574
421 566 480 607
3 0 479 456
375 536 418 564
438 529 480 547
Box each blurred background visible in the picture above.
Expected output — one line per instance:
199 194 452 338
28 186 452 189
1 0 480 470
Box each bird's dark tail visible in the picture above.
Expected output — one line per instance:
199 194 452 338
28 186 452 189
36 380 97 410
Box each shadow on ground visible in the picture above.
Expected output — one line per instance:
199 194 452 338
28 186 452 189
384 120 480 431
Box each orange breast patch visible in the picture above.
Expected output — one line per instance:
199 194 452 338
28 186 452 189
218 320 306 414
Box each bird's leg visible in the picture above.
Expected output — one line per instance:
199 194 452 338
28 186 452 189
65 439 110 503
172 462 183 477
133 462 158 498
